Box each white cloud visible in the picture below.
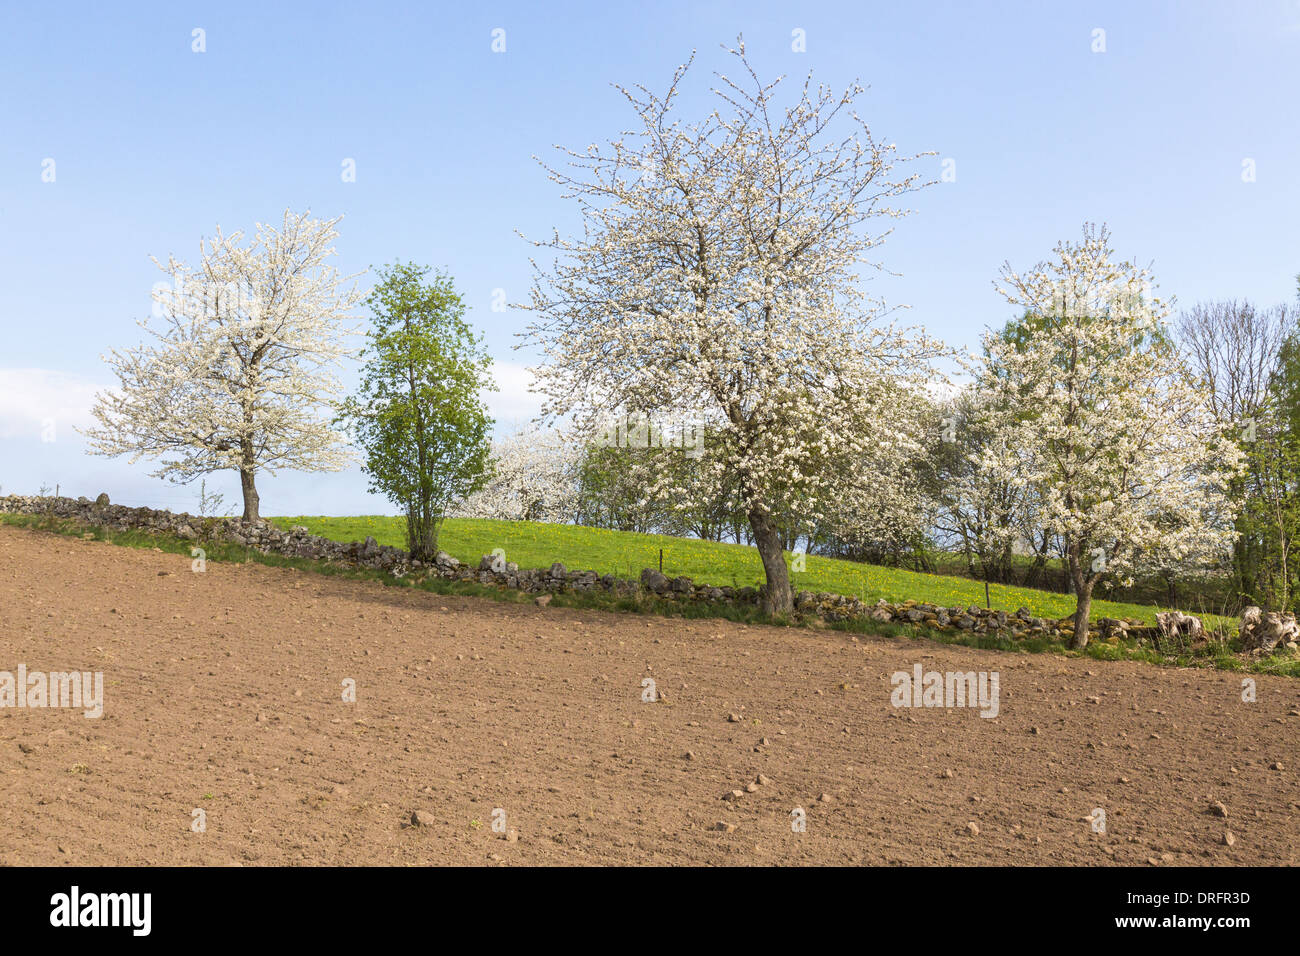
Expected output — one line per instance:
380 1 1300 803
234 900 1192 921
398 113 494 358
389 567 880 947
487 360 545 432
0 368 102 440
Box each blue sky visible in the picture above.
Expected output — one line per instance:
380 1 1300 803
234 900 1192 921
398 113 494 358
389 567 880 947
2 0 1297 515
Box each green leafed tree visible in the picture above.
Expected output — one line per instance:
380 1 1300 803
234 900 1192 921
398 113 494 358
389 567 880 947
339 263 494 561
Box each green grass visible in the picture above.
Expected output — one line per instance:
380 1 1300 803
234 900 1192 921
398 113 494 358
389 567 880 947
6 511 1295 676
273 515 1202 627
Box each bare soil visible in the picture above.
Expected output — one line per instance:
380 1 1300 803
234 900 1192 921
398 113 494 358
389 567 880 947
1 523 1297 866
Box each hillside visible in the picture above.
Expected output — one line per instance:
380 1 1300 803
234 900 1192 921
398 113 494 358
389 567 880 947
272 515 1194 627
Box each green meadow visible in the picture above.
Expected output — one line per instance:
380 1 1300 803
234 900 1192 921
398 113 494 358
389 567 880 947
271 515 1188 626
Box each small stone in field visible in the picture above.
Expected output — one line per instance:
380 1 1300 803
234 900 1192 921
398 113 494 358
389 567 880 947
723 789 744 802
726 713 741 723
505 829 519 843
714 821 736 833
940 769 954 779
1271 762 1284 771
756 774 771 786
1210 801 1228 818
1222 831 1235 847
410 809 436 827
745 782 759 793
818 792 832 803
966 821 980 836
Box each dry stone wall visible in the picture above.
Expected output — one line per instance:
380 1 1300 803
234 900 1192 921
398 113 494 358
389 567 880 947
0 494 1217 646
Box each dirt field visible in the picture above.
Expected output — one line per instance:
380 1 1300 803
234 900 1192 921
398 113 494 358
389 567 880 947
1 523 1297 866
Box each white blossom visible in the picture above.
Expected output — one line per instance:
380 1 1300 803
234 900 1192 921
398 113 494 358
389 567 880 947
520 40 945 612
82 210 363 521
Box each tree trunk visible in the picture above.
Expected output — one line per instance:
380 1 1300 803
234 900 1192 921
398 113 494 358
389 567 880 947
407 503 440 562
1065 540 1093 649
1070 586 1093 650
239 468 260 523
749 508 792 616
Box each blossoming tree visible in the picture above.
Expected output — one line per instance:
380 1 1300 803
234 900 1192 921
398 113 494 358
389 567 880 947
522 41 942 613
976 224 1241 647
451 425 582 524
83 210 362 522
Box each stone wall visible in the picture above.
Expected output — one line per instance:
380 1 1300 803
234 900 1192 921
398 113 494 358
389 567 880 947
0 494 1184 643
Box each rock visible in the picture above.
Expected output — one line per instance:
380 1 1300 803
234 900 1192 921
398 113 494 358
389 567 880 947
966 821 980 836
745 782 760 793
1222 830 1236 847
1155 610 1204 648
640 568 669 591
726 712 741 723
723 789 744 802
1210 801 1228 818
755 774 771 786
1240 606 1300 653
410 809 436 827
714 821 736 833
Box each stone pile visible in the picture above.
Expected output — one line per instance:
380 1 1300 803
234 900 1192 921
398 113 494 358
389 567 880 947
1239 606 1300 654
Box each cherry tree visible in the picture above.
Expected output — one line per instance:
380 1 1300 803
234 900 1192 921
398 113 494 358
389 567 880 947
451 425 581 524
522 41 943 613
84 210 362 521
975 225 1241 647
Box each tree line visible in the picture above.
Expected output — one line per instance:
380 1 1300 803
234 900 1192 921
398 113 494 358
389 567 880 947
81 43 1299 643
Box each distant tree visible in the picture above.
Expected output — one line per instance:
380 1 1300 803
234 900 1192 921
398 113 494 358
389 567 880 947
451 425 581 524
338 263 493 561
84 210 362 522
1176 299 1292 602
929 385 1047 586
977 225 1241 647
522 40 944 614
1242 332 1300 609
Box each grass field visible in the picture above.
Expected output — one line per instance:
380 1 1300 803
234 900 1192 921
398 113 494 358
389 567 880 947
271 515 1192 626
